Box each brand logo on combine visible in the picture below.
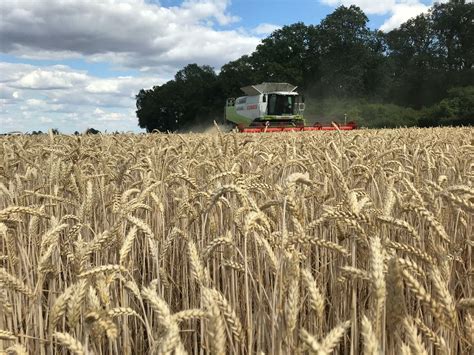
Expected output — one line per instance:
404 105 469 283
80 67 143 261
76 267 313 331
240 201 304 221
247 104 258 110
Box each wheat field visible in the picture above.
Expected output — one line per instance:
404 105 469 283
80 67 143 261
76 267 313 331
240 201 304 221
0 127 472 354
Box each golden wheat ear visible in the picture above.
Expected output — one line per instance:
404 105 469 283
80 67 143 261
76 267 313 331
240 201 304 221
53 332 85 355
0 127 470 353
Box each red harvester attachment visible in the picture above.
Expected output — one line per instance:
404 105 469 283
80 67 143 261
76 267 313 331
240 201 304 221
238 121 357 133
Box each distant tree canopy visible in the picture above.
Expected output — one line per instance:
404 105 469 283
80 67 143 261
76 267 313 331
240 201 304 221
137 1 473 131
85 128 101 134
137 64 220 132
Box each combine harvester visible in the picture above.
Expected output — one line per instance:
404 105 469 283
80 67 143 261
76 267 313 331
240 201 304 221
225 82 357 133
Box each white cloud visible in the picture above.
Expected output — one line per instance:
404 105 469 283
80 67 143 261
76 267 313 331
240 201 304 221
0 85 15 100
0 0 259 71
16 69 88 90
0 1 262 133
39 116 53 123
0 62 161 133
96 111 128 122
25 99 44 107
320 0 440 31
321 0 396 15
252 23 281 35
0 62 36 83
86 80 122 94
181 0 240 25
380 2 430 31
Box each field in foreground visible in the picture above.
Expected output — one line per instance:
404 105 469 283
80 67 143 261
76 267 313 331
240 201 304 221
0 127 472 354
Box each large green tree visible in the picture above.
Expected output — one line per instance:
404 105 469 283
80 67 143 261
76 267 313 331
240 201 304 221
136 81 183 132
137 64 220 132
314 5 387 98
249 22 319 89
218 55 257 98
174 64 222 125
432 0 473 72
386 0 473 107
386 14 441 107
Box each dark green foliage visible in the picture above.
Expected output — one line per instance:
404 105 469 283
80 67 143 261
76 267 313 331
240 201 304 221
419 86 474 127
355 104 419 128
314 6 387 98
136 2 473 131
250 23 319 88
305 97 419 128
137 64 222 132
86 128 100 134
219 55 257 98
386 1 473 108
431 1 473 71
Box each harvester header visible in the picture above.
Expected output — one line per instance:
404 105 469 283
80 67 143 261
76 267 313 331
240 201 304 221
225 82 357 133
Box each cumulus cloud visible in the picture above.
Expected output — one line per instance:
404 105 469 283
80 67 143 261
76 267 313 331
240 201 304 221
380 2 430 31
0 62 160 133
94 108 128 121
252 23 281 35
15 69 88 90
0 0 259 71
181 0 240 25
321 0 396 15
320 0 439 31
0 1 263 133
39 116 53 123
86 77 142 95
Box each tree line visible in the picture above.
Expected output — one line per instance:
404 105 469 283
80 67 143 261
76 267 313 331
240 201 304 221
136 1 473 131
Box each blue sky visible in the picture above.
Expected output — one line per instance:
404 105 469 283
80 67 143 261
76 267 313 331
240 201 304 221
0 0 441 133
